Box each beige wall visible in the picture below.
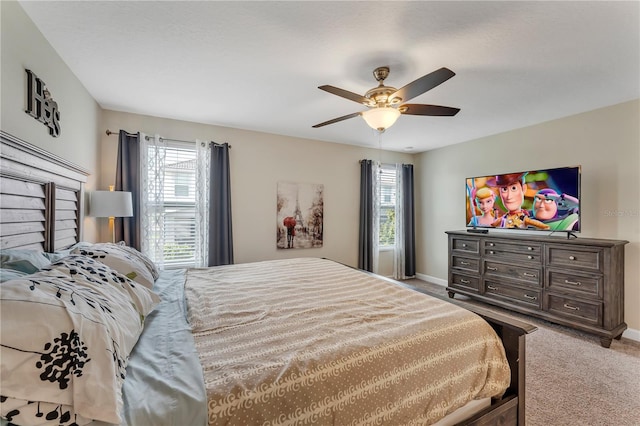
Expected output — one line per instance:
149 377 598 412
1 0 102 241
415 99 640 335
101 110 413 268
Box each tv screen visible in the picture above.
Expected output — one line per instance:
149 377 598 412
466 166 581 232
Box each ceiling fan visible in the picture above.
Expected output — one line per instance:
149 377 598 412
312 66 460 132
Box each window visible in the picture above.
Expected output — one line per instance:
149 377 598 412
146 142 198 268
379 164 396 247
172 171 190 199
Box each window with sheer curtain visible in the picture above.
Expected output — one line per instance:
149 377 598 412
140 135 210 269
359 160 415 279
379 164 397 247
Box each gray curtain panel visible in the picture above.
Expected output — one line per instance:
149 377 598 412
208 142 234 266
115 130 142 250
402 164 416 277
358 159 375 272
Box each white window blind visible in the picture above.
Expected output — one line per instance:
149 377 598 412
147 142 197 268
379 164 396 246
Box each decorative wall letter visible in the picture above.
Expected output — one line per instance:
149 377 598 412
25 69 61 137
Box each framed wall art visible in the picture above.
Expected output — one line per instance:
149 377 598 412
276 181 323 249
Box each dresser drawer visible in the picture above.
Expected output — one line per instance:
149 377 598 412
484 240 541 255
546 246 603 272
450 273 480 292
546 294 602 326
452 255 480 274
547 270 602 298
484 260 541 287
484 280 541 308
451 237 480 255
484 240 542 265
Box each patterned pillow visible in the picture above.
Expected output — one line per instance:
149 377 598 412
72 243 155 289
44 241 92 263
0 254 160 425
115 241 160 280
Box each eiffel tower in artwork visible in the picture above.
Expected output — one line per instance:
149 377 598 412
293 188 304 230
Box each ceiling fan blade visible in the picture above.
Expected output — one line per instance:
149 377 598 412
400 104 460 116
312 111 362 128
318 85 372 105
390 67 456 103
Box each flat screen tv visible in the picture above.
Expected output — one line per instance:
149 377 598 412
465 166 581 233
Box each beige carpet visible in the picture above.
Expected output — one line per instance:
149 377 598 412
404 278 640 426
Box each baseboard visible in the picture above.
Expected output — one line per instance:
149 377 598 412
415 272 447 287
622 327 640 342
414 273 640 343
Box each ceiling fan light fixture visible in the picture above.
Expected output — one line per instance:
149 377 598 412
312 66 458 130
362 107 401 132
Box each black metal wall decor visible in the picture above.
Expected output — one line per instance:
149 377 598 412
25 69 61 137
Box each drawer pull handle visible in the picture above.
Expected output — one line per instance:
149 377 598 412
489 243 495 247
487 266 498 271
489 250 495 255
460 279 470 284
569 256 576 261
527 255 534 260
460 261 470 266
487 285 498 290
564 279 582 286
527 246 534 251
524 294 538 300
523 272 536 278
462 243 467 248
563 303 580 311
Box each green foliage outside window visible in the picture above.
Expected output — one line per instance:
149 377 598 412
380 208 395 246
164 243 192 261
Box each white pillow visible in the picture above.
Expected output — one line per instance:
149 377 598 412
72 243 155 289
0 254 160 425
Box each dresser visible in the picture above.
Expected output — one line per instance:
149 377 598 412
446 230 628 347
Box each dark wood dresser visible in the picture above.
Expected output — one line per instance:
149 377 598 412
446 230 628 347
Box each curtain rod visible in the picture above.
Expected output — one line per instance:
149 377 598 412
105 129 231 148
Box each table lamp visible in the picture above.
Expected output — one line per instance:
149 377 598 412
90 188 133 243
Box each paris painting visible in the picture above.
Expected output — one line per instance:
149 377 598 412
277 181 324 249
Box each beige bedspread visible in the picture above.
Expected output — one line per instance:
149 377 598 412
185 258 510 425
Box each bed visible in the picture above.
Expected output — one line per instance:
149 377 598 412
0 131 535 426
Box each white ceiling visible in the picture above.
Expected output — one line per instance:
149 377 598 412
19 1 640 153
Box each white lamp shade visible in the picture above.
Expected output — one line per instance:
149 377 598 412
362 107 401 131
90 191 133 217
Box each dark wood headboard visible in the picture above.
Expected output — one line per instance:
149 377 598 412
0 130 90 251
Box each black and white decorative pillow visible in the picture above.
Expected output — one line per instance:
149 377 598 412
115 241 160 280
0 254 160 425
72 243 157 289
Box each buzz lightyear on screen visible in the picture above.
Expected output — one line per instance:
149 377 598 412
532 188 580 231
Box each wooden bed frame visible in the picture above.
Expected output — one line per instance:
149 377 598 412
0 130 536 425
0 131 88 251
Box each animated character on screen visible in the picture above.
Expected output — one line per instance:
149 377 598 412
467 187 497 227
532 188 580 231
491 172 549 229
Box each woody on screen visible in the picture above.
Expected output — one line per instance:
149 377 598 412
491 172 549 230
